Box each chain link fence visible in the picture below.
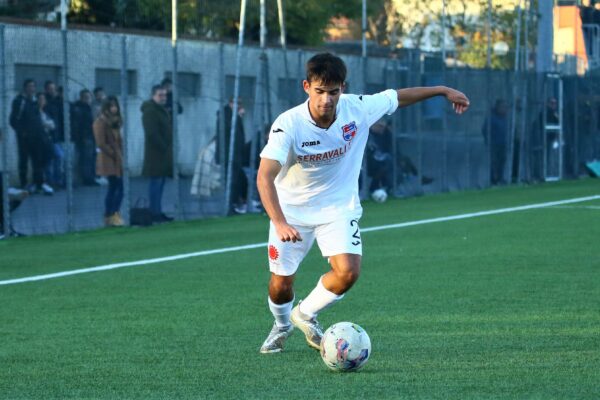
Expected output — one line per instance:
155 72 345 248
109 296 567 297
1 21 600 238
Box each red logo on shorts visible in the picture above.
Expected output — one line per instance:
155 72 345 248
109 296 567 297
268 245 279 261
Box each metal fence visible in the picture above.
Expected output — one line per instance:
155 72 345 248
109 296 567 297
1 22 600 238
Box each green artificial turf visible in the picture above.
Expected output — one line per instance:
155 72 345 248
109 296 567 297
0 179 599 399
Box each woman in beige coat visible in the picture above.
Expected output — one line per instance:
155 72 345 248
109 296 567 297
93 96 124 226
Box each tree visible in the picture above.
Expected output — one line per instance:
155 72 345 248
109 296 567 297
0 0 55 18
64 0 373 46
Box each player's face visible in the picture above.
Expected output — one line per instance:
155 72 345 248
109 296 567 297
303 80 344 122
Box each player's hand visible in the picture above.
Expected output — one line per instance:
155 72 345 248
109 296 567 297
444 87 470 114
274 222 303 243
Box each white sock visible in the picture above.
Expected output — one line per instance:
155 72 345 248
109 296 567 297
298 277 344 318
268 296 294 328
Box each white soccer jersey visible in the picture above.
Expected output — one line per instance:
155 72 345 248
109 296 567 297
260 89 399 225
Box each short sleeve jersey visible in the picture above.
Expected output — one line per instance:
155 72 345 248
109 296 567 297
260 89 399 226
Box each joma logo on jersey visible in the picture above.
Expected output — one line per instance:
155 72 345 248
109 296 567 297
342 121 357 141
301 140 321 148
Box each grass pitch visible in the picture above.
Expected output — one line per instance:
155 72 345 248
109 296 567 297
1 179 599 399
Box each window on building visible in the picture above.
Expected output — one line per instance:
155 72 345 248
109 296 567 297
95 68 138 96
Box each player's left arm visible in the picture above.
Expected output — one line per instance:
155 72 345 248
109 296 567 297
396 86 469 114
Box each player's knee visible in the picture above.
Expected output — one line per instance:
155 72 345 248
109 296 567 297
336 267 360 288
269 274 294 298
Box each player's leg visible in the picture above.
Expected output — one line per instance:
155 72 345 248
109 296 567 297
321 253 361 294
292 218 362 350
267 272 295 327
260 222 315 354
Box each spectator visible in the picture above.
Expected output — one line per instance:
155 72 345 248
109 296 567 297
43 80 65 188
92 87 106 119
9 79 37 188
482 99 509 185
215 98 248 214
71 89 97 186
94 96 124 227
141 85 173 223
161 77 183 117
34 93 55 195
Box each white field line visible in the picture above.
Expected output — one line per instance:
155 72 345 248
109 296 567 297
548 205 600 210
1 194 599 286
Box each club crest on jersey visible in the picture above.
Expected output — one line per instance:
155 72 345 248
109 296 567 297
341 121 357 142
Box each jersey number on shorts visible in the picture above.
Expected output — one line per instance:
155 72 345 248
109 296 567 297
350 219 361 246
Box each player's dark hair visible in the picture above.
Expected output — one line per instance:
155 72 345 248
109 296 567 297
305 53 346 86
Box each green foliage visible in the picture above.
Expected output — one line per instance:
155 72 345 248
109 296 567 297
0 0 55 18
63 0 372 46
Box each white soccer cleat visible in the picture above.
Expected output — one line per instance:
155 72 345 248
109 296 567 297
259 322 294 354
290 303 324 351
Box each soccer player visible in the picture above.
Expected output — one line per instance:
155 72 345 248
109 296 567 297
258 53 469 353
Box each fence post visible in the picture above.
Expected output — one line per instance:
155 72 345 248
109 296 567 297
508 2 523 184
218 42 226 215
246 0 268 212
360 0 368 198
463 70 470 189
0 24 9 239
226 0 248 216
172 0 182 220
390 57 398 196
573 77 579 176
120 35 131 225
416 52 424 192
61 22 74 232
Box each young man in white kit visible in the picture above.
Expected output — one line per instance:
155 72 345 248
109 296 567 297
258 53 469 353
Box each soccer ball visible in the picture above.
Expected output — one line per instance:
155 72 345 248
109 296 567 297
371 188 388 203
320 322 371 372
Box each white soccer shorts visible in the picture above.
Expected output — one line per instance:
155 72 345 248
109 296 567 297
267 218 362 276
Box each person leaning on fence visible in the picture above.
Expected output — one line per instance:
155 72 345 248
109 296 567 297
9 79 38 190
44 80 65 188
141 84 174 223
94 96 125 227
71 89 98 186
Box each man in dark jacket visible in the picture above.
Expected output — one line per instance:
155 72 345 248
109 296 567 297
9 79 38 188
142 85 173 222
71 89 97 186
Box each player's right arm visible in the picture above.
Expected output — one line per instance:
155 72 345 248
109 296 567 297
257 158 302 243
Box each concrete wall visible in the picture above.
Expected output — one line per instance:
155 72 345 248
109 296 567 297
0 23 391 177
